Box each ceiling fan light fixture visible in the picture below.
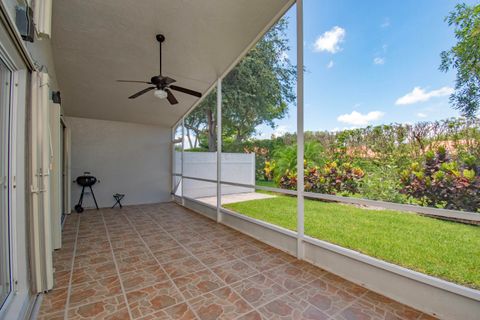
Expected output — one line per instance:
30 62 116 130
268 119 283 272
154 89 168 99
117 34 202 103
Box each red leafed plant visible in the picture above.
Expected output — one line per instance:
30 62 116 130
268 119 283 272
400 147 480 212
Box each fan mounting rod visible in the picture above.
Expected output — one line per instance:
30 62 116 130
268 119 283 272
156 34 165 75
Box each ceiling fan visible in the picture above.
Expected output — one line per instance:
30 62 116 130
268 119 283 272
116 34 202 105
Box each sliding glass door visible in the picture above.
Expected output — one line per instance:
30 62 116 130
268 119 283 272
0 59 12 308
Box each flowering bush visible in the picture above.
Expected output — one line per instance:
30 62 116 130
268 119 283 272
400 147 480 212
279 161 364 195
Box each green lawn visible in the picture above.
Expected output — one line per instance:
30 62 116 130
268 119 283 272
224 194 480 289
255 180 277 188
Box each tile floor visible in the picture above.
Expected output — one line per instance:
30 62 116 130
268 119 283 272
38 203 437 320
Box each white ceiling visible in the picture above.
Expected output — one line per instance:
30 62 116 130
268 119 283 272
52 0 293 127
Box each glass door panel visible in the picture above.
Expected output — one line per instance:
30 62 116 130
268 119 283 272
0 59 12 308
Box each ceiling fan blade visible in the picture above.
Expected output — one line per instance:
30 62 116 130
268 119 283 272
165 89 178 105
117 80 152 84
169 85 202 98
128 87 155 99
163 76 176 85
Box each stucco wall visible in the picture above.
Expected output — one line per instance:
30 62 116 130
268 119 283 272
67 116 171 208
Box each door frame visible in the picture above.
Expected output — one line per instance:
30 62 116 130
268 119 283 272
0 8 34 319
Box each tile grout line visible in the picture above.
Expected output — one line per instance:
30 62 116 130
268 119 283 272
143 208 298 319
231 265 331 319
162 205 366 320
143 210 242 289
174 205 435 320
100 210 135 320
158 206 368 319
143 205 387 320
122 212 203 320
147 207 303 317
141 207 269 316
158 208 305 319
63 214 81 320
327 289 369 319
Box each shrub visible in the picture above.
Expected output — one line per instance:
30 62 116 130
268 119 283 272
279 161 364 195
400 147 480 212
273 141 325 183
358 165 411 203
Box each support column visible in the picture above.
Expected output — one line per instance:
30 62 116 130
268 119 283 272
181 117 185 206
296 0 305 259
216 78 222 223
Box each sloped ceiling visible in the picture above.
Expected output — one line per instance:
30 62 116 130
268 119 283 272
52 0 293 127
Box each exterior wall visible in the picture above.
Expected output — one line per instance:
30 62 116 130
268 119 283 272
3 0 59 91
67 116 171 208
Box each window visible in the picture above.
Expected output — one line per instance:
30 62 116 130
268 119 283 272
0 59 12 308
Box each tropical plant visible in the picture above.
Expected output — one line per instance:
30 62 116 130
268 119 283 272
263 160 276 181
401 147 480 211
280 161 364 195
273 141 324 182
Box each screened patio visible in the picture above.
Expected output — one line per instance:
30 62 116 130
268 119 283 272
38 203 433 320
22 0 480 319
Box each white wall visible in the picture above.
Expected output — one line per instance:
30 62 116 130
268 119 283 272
67 116 171 209
178 151 255 199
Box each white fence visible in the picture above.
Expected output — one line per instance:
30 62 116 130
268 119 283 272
175 151 255 199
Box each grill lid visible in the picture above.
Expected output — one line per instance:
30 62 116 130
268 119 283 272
76 172 97 187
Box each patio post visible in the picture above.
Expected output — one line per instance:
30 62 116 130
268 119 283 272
216 78 222 222
171 126 174 200
181 116 185 206
296 0 305 259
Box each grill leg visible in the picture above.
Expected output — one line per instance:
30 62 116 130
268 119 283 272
75 186 86 213
89 185 99 210
78 186 85 205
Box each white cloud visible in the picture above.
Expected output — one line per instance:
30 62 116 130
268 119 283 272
280 51 289 61
373 57 385 65
337 111 385 126
381 18 390 28
314 26 346 54
326 60 334 68
395 86 454 105
272 125 289 137
417 112 427 118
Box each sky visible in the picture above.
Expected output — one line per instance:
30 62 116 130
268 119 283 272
256 0 479 137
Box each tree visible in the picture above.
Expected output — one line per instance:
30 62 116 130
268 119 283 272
440 3 480 117
184 18 296 151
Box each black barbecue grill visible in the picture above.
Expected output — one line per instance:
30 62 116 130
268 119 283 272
74 172 99 213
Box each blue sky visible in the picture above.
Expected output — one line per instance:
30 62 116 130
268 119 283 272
256 0 478 137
